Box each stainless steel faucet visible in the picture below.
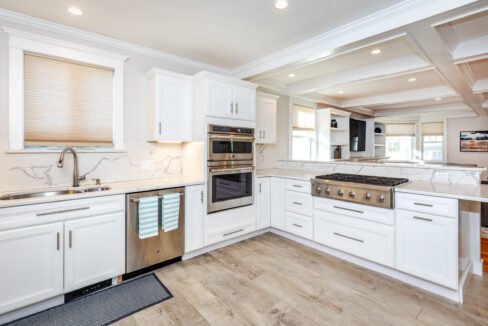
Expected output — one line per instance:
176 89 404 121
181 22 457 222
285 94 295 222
57 147 86 187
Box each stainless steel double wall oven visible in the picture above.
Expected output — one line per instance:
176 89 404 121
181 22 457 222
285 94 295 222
207 125 255 213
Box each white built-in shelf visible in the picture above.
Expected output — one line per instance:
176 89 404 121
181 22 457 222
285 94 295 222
331 143 348 146
374 144 385 147
375 133 385 136
331 128 348 132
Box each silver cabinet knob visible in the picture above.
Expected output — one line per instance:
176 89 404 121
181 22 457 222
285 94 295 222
378 194 385 203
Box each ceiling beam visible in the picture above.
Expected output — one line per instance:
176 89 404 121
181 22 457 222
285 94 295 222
374 102 470 117
473 79 488 94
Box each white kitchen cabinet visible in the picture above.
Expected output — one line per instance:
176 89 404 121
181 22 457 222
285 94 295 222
206 79 235 119
233 86 256 121
64 212 125 292
256 94 278 144
0 223 64 314
185 185 205 253
147 68 192 142
396 209 458 289
270 177 286 230
256 178 271 230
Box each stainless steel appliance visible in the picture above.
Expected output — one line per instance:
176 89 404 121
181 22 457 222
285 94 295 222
311 173 409 209
126 188 185 273
207 124 255 214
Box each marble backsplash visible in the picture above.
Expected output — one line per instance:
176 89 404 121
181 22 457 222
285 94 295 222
0 140 183 192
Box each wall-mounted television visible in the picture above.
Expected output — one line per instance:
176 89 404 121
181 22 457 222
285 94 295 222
350 119 366 152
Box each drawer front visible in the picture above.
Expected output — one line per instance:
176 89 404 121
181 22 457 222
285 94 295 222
286 179 311 194
285 212 313 240
314 197 394 225
205 221 256 246
395 192 458 218
286 191 313 216
314 210 395 267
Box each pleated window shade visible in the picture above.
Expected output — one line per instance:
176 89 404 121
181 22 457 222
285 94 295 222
385 123 416 137
421 122 444 136
24 53 114 147
292 104 315 131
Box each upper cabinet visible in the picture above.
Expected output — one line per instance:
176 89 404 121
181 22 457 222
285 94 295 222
146 69 193 142
194 72 257 122
256 93 279 144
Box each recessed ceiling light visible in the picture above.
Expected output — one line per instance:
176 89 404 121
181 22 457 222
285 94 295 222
68 6 83 16
435 97 442 101
371 48 382 55
288 73 296 78
408 78 417 82
338 90 344 94
274 0 288 9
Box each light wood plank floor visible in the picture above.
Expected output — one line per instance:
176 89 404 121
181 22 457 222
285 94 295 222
115 233 488 325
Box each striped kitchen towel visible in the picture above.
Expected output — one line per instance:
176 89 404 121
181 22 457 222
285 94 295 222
138 196 159 239
162 193 180 232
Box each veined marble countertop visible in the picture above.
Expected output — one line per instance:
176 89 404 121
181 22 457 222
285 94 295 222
257 168 488 202
0 176 204 208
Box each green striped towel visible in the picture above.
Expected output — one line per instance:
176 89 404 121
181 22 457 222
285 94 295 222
138 196 159 239
162 193 180 232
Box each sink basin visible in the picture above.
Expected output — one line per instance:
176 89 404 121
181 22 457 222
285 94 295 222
0 186 112 201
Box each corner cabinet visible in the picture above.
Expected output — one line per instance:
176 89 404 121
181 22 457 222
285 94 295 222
146 68 193 142
256 178 271 230
194 72 257 122
256 93 278 144
185 185 205 253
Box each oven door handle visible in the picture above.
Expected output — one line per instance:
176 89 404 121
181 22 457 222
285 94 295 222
209 167 255 174
208 134 255 141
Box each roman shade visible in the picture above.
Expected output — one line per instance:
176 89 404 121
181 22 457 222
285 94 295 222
385 123 416 137
292 104 315 131
421 122 444 136
24 52 114 147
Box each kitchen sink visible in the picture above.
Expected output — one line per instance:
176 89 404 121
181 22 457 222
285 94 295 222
0 186 112 201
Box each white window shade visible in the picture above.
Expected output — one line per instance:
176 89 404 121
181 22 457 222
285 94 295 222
385 123 416 137
24 53 114 147
421 122 444 136
292 104 315 130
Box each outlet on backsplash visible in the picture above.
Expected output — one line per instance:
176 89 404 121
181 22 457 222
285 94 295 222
434 171 450 181
140 160 156 171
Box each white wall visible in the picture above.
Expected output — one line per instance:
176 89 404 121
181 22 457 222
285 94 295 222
0 21 205 192
447 116 488 181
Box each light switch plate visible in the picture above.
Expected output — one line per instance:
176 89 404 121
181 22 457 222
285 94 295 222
140 160 156 171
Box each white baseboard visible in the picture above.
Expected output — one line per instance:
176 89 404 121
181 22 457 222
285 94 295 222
0 295 64 325
473 259 483 276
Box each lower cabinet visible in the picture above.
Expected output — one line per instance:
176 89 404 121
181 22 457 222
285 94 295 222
256 178 271 230
270 178 286 230
185 185 205 253
396 209 458 289
0 223 64 314
285 212 313 240
64 212 125 292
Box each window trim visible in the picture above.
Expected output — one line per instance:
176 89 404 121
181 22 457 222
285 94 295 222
419 119 447 163
6 27 128 151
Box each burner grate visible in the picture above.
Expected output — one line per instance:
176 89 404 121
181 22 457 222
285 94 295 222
315 173 409 187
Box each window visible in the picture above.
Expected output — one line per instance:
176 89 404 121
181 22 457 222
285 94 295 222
7 28 127 151
385 123 416 161
421 122 444 162
291 104 316 160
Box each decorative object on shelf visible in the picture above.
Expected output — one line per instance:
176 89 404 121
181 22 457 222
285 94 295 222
331 119 338 129
333 145 342 159
375 127 382 134
460 131 488 152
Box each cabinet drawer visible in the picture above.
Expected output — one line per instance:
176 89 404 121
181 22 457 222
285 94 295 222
286 191 313 216
205 221 256 246
286 179 311 193
395 192 458 218
285 212 313 240
314 210 395 267
314 197 394 225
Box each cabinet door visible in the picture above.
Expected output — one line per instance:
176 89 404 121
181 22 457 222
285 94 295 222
270 178 286 230
206 80 234 119
256 97 277 144
0 223 63 314
64 212 125 292
396 209 458 289
233 87 256 121
256 178 271 230
156 74 192 141
185 185 205 253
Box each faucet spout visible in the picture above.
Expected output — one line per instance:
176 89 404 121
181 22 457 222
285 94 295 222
57 147 85 187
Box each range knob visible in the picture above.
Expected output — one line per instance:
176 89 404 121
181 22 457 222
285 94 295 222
348 191 356 198
364 193 372 201
378 194 385 203
337 190 345 197
315 186 322 193
325 188 331 195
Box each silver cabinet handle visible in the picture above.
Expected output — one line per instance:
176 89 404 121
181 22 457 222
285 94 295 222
223 228 244 237
292 223 303 228
333 206 364 214
56 232 60 251
259 130 263 139
292 185 303 188
230 102 234 114
263 130 266 139
293 202 303 206
235 102 239 114
413 216 433 222
159 121 162 135
259 183 262 193
69 230 73 248
333 232 364 243
414 202 433 207
200 191 204 203
37 207 90 217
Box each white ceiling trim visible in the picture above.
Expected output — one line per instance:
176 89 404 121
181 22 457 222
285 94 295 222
453 35 488 63
374 102 469 116
483 99 488 109
473 79 488 94
231 0 479 79
0 8 229 74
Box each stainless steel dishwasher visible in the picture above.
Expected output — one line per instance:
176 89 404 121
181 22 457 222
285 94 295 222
126 187 185 274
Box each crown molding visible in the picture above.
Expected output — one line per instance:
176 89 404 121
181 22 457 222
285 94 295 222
0 8 229 74
230 0 479 79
